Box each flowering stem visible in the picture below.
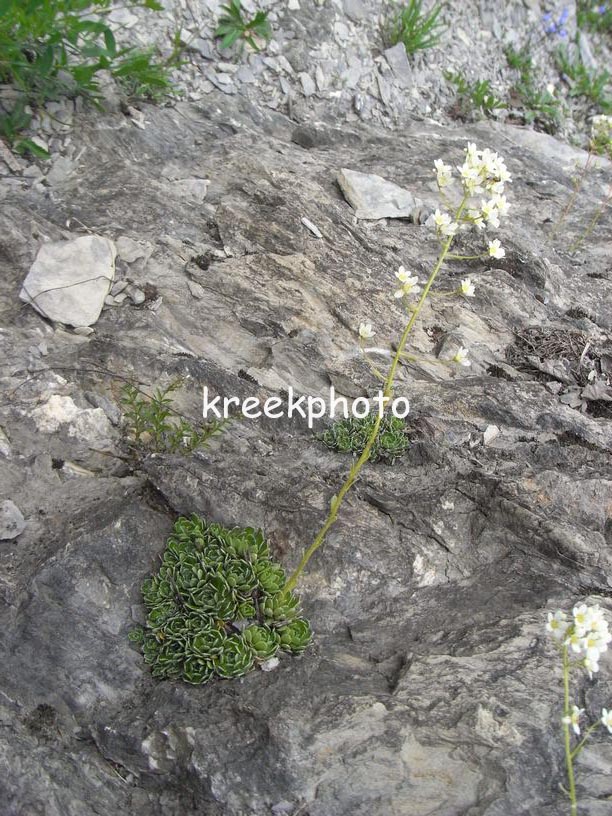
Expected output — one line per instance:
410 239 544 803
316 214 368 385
562 644 578 816
283 196 468 593
446 253 486 261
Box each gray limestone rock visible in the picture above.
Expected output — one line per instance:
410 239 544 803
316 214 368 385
0 500 25 540
1 93 612 816
337 167 418 219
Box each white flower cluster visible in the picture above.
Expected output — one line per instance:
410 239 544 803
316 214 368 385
432 143 511 255
547 604 612 676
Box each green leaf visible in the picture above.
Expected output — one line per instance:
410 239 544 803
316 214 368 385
14 138 50 159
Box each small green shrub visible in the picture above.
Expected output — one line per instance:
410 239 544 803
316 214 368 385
556 47 612 112
446 71 506 117
319 415 410 463
505 46 562 132
383 0 445 55
129 515 312 685
121 380 228 454
591 114 612 157
505 45 532 77
577 1 612 33
214 0 271 51
0 0 174 146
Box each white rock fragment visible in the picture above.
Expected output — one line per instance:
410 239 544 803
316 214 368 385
260 657 280 672
483 425 500 445
0 427 11 458
0 500 26 540
30 394 113 446
337 168 419 220
301 216 323 238
31 395 80 432
187 280 206 299
20 235 116 326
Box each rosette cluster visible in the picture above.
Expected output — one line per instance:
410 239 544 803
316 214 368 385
130 515 312 685
547 603 611 676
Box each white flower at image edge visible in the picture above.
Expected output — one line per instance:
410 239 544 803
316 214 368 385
488 239 505 259
453 347 471 367
601 708 612 734
459 277 475 298
358 322 375 340
562 705 584 736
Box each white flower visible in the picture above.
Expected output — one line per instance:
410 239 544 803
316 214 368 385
458 163 482 194
394 270 421 299
546 83 556 96
573 604 592 636
432 210 459 237
492 193 510 217
566 632 586 654
583 631 606 663
459 277 475 298
585 654 600 677
359 322 375 339
434 159 453 187
488 239 505 259
601 708 612 734
546 610 569 640
480 198 500 227
453 347 471 367
584 604 608 634
562 705 584 736
467 208 485 230
433 209 452 229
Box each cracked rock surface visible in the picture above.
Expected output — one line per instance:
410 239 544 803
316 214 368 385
1 91 612 815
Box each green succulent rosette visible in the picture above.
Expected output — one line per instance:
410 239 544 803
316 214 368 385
278 619 313 654
215 634 255 678
131 515 311 686
254 560 286 593
183 656 215 685
243 624 281 660
261 590 299 623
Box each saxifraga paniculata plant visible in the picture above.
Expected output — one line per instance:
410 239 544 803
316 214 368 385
284 142 512 593
130 515 312 685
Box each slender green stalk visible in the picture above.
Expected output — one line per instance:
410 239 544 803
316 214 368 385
563 644 578 816
551 152 594 242
284 197 467 593
570 184 612 253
